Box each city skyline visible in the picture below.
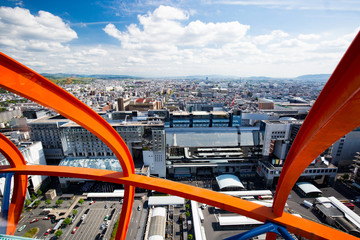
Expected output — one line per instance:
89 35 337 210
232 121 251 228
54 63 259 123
0 0 359 77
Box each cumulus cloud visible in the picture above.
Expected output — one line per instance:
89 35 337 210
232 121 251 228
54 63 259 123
0 5 357 77
0 6 77 52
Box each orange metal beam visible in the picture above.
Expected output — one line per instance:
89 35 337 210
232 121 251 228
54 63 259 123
0 52 134 176
0 52 135 239
272 30 360 216
0 134 27 234
0 133 26 168
6 174 27 235
2 32 360 239
116 185 135 239
0 164 357 240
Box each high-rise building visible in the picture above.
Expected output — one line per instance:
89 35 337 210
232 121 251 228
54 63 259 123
29 115 69 164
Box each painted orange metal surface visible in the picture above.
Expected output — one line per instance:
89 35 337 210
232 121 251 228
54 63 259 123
0 134 28 235
272 30 360 216
0 132 27 168
0 164 357 240
7 174 27 235
0 52 134 176
0 52 135 239
1 30 360 239
116 185 135 239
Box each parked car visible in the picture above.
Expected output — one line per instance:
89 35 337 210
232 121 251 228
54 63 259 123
104 215 108 221
137 205 141 211
72 227 78 234
30 219 39 223
17 225 26 232
44 228 52 235
89 200 95 205
43 216 50 220
343 202 355 210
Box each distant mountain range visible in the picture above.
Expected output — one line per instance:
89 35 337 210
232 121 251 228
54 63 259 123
293 74 331 81
40 73 331 82
41 73 141 80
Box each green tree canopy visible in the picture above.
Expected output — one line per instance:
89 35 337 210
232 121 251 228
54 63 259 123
25 199 31 207
55 230 63 237
73 209 78 215
36 189 42 196
33 200 41 207
30 194 37 201
78 199 84 205
63 218 71 225
55 199 63 206
45 199 51 205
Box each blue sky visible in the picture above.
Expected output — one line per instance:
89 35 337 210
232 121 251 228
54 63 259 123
1 0 359 77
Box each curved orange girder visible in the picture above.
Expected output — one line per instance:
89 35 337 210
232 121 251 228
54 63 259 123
0 132 26 168
0 52 135 240
0 134 28 235
116 185 135 239
0 30 360 239
273 30 360 216
0 164 358 240
0 52 134 176
7 174 27 235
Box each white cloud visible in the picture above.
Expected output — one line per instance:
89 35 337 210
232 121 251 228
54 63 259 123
104 5 250 55
0 6 77 53
253 30 289 44
152 5 189 20
0 5 357 78
298 33 320 40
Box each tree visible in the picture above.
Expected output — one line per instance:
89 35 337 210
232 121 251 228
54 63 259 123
185 211 190 217
63 218 71 226
36 189 42 196
185 204 190 210
72 209 78 215
25 199 31 207
55 199 63 206
78 199 84 205
33 200 41 207
188 234 193 240
31 194 37 201
45 199 51 205
55 230 63 237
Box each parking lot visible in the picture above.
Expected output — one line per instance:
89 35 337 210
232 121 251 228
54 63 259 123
14 199 124 239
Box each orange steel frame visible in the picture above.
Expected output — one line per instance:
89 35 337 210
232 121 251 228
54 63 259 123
0 30 360 240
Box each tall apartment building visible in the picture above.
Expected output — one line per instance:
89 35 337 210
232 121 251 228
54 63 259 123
117 97 131 111
60 121 166 177
29 115 69 164
258 120 337 187
143 129 166 177
331 127 360 168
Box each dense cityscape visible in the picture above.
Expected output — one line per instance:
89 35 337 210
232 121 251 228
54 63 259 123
1 75 360 240
1 0 360 239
